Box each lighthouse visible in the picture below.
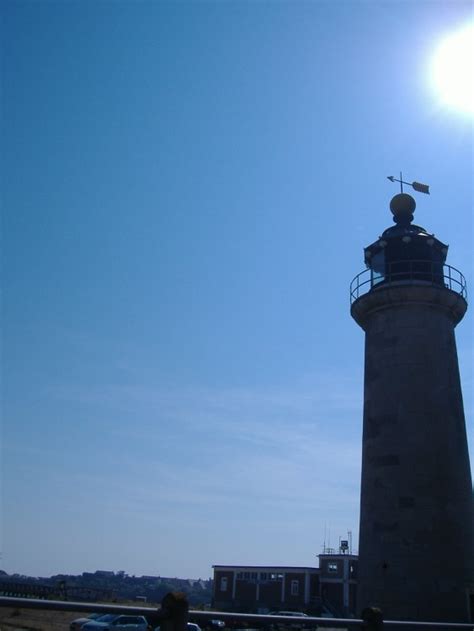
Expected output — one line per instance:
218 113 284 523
350 188 474 621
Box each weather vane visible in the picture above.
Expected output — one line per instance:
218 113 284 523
387 172 430 195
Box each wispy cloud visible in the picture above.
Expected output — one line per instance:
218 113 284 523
4 372 364 575
34 374 363 516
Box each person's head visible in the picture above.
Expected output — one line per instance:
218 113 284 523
360 607 383 630
161 591 189 615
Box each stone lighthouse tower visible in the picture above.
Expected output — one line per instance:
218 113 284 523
350 189 474 622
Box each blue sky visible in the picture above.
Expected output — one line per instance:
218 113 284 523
2 1 473 580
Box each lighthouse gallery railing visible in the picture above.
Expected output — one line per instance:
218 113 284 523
350 261 467 304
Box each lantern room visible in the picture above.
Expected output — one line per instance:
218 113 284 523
363 193 448 287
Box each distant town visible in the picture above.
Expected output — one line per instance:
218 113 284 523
0 569 213 606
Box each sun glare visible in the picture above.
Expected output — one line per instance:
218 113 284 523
431 22 474 114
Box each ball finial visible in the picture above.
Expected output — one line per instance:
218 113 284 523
390 193 416 224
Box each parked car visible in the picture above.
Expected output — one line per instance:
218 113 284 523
268 612 312 630
81 614 149 631
203 621 225 630
319 608 334 619
155 623 202 631
70 613 104 631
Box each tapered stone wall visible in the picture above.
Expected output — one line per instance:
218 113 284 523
352 283 474 622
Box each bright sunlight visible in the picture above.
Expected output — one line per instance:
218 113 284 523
431 22 474 115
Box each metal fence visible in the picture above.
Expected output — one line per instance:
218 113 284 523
350 262 467 304
0 596 473 631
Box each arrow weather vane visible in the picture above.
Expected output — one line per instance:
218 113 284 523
387 172 430 195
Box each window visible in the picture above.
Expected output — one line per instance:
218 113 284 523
260 572 268 581
250 572 257 580
220 577 228 591
370 250 385 286
236 572 243 579
291 580 299 596
328 563 338 573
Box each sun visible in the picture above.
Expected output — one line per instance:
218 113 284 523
431 22 474 114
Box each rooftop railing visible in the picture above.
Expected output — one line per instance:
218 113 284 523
350 261 467 304
0 596 473 631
